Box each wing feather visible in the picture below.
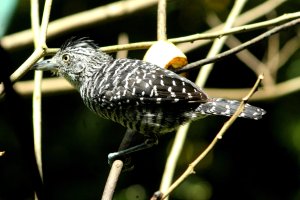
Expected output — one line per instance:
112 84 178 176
102 59 208 105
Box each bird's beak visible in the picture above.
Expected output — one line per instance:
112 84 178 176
32 59 58 71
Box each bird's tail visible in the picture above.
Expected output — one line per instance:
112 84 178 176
196 98 266 120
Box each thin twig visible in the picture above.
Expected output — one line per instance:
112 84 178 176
205 76 300 101
266 32 280 78
31 0 53 184
38 0 52 47
9 48 45 84
6 0 53 87
269 32 300 76
175 18 300 73
177 0 287 53
160 74 264 199
31 0 43 185
157 0 167 40
101 160 124 200
173 11 300 43
206 13 274 87
31 0 53 199
196 0 247 87
116 33 129 59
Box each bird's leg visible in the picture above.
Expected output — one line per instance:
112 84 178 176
116 129 137 170
108 136 158 166
118 129 137 151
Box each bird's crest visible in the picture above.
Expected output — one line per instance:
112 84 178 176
60 37 99 52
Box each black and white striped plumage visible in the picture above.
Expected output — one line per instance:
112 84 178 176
33 38 266 136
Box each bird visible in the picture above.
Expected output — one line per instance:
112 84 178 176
32 38 266 160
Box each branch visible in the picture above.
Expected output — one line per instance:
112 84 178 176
174 18 300 73
205 76 300 101
205 13 275 87
160 74 264 199
31 0 53 198
38 0 52 47
195 0 247 87
157 0 167 40
177 0 287 53
269 32 300 75
101 160 124 200
9 48 45 84
31 0 43 186
116 33 129 59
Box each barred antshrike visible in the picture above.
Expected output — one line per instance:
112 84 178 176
33 38 266 161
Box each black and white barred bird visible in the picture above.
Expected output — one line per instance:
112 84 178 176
33 38 265 138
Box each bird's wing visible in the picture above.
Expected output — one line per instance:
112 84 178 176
104 60 208 105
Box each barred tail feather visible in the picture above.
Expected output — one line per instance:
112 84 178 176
197 98 266 120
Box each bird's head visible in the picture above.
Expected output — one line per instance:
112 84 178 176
32 38 112 88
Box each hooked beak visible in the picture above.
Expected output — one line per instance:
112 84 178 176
32 59 58 71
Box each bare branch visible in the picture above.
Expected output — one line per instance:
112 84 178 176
177 0 287 53
38 0 52 47
160 75 264 199
206 13 275 87
206 76 300 101
116 33 129 59
101 160 124 200
174 18 300 73
157 0 167 40
31 0 43 185
31 0 53 198
269 32 300 75
10 48 45 84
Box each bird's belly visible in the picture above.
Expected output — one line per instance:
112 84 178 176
92 104 193 136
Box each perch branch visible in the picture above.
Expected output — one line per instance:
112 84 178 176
101 160 124 200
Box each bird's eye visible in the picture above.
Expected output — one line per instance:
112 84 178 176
62 54 70 63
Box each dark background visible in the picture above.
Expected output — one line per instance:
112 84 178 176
1 0 300 199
